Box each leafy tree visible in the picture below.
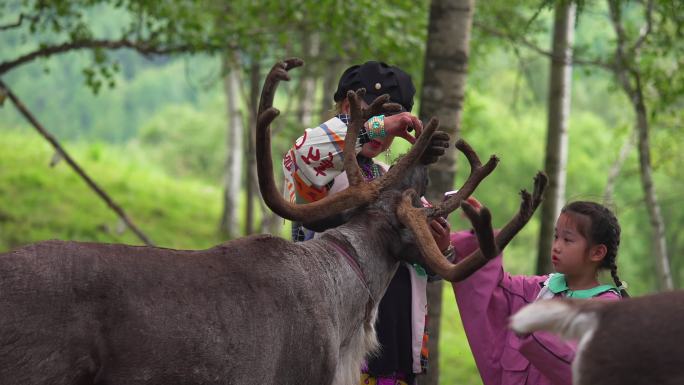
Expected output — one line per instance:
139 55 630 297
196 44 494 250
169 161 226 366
471 0 684 290
603 0 682 290
0 0 229 90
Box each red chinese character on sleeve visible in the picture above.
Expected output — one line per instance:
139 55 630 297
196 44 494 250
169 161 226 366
313 152 335 176
294 131 307 149
301 146 321 165
283 152 294 172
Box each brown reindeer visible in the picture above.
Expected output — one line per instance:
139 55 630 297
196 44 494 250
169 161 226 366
510 291 684 385
0 58 546 385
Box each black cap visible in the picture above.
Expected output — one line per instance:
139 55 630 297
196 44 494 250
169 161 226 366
333 61 416 113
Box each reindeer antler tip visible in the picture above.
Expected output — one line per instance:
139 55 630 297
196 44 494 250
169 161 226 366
454 139 472 151
257 107 280 127
381 102 402 114
283 57 304 70
535 171 549 184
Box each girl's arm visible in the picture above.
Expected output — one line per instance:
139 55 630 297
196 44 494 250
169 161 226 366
517 290 620 385
450 230 548 385
517 332 575 385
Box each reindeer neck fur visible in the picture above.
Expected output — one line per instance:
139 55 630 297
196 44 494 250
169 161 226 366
310 209 404 385
320 210 403 303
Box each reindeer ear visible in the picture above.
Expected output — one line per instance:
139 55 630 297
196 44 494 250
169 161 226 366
589 244 608 263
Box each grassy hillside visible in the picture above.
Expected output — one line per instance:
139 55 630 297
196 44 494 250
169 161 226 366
0 129 228 251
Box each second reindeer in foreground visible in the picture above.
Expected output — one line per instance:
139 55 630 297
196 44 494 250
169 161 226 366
511 291 684 385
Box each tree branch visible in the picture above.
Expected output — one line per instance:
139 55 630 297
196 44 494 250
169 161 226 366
608 0 635 96
0 79 155 246
603 129 636 202
472 20 615 71
0 14 38 31
0 38 227 76
631 0 654 53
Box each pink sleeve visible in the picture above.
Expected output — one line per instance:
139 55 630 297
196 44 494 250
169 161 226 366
517 289 621 384
450 231 547 385
517 332 575 385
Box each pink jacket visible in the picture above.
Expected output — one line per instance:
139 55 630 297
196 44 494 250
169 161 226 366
449 230 620 385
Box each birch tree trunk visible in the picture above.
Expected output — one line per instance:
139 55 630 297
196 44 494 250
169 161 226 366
603 131 635 202
297 34 320 127
536 0 576 274
319 59 343 122
219 53 244 238
608 0 673 290
245 59 260 235
631 79 673 290
419 0 475 383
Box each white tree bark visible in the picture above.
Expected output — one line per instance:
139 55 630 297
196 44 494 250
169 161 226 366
536 0 576 274
603 130 635 202
219 53 244 238
419 0 475 384
298 34 320 127
220 56 244 239
245 60 260 235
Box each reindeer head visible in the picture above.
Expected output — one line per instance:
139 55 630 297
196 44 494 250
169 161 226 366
256 58 547 282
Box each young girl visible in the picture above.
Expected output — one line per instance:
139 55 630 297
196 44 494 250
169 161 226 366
450 200 628 385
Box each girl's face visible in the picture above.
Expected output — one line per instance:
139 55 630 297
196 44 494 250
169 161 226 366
551 212 596 277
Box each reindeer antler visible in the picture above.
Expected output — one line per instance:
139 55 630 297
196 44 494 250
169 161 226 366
440 173 548 281
429 140 499 219
256 58 435 223
396 139 548 282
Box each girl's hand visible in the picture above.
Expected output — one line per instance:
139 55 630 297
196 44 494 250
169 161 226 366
465 196 482 211
430 216 452 252
384 112 423 144
459 196 483 220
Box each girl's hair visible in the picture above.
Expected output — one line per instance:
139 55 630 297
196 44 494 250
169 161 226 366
561 201 629 298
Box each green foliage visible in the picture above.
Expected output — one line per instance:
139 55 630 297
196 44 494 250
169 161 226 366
136 103 225 181
439 286 481 385
1 0 226 90
2 0 430 98
1 50 219 142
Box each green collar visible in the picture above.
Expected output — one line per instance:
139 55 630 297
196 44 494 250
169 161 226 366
547 273 618 299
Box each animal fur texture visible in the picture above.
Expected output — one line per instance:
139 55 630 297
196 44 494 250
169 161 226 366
510 292 684 385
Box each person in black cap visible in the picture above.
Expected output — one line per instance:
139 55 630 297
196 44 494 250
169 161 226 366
282 61 453 385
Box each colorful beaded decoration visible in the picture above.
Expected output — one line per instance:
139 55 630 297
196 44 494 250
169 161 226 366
358 156 383 181
366 115 385 140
